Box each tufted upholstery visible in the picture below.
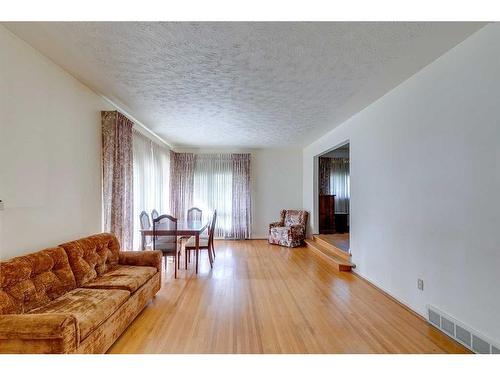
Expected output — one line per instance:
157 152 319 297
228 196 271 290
0 247 77 314
269 209 309 248
0 232 162 353
59 233 120 287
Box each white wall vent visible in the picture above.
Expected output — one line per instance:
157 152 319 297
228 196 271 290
427 305 499 354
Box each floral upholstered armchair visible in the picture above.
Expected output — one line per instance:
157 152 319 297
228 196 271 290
269 209 309 248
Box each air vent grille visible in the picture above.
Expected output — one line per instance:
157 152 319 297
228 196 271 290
456 325 472 347
472 335 490 354
427 305 499 354
428 309 440 327
441 317 455 336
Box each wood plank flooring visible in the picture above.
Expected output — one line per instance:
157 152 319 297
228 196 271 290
317 233 350 252
108 240 469 354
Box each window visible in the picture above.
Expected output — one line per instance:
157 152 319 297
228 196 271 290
193 154 233 238
170 152 251 239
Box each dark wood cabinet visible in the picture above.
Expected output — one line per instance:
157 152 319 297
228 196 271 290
319 195 335 234
334 213 349 233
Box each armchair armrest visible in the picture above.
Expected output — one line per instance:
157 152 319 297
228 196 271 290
119 250 162 271
0 313 79 353
269 221 284 231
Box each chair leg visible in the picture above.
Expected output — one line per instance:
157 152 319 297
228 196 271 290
174 254 177 279
207 247 213 268
164 254 167 271
212 242 216 258
185 248 188 270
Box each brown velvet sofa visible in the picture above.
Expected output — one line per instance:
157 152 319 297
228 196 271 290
0 233 162 354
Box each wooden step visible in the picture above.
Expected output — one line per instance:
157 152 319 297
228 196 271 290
305 239 355 272
312 235 351 261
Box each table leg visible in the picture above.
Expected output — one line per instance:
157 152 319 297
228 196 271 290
141 233 146 250
195 233 200 274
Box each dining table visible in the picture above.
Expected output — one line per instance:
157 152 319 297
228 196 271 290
140 219 209 274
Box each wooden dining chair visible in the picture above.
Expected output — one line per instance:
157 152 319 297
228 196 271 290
151 209 159 221
187 207 203 221
153 214 181 278
139 211 152 249
181 207 204 259
185 210 217 270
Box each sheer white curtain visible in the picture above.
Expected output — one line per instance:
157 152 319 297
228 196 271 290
319 157 350 214
193 154 233 238
330 158 350 213
132 130 170 249
152 142 170 215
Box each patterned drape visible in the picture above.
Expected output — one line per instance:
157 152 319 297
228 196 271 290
169 151 196 221
231 154 251 239
101 111 134 249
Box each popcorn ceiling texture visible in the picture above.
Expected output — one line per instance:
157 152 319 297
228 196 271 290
4 22 484 147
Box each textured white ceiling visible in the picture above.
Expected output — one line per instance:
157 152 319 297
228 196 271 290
5 22 485 148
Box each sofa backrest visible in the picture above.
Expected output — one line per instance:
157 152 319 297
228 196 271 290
59 233 120 287
284 210 308 227
0 247 77 314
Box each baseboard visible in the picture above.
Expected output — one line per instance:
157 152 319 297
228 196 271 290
250 235 268 240
351 269 427 322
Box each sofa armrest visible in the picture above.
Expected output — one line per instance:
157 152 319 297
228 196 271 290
0 313 79 354
119 250 162 271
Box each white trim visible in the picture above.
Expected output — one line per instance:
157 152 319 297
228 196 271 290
100 95 173 149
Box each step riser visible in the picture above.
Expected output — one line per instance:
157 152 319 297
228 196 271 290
312 236 351 261
305 240 353 272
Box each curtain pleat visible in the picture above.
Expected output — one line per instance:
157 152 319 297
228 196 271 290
102 111 134 250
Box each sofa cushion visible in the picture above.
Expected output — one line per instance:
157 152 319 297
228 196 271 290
0 247 77 314
29 288 129 340
82 265 156 293
59 233 120 287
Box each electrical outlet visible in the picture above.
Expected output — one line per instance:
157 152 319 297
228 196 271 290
417 279 424 291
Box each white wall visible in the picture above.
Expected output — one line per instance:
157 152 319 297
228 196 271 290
0 26 113 259
173 147 303 239
251 149 303 238
303 23 500 343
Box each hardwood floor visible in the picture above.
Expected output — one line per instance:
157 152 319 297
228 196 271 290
108 240 469 354
317 233 350 252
